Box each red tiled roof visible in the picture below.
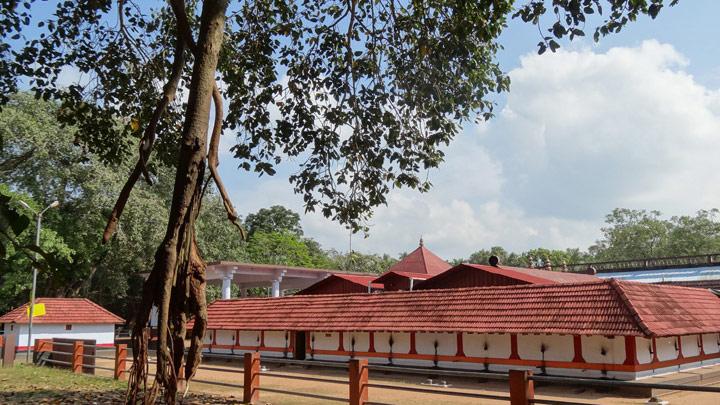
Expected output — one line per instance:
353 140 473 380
203 279 720 337
386 245 451 275
416 263 598 289
296 274 384 295
372 271 433 284
0 298 124 325
333 273 384 288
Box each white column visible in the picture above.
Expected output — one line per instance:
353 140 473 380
222 277 232 300
271 279 281 297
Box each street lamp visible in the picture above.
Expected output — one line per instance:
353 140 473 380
18 199 59 362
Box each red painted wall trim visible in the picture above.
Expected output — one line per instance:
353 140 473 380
624 336 638 366
202 343 720 374
368 332 375 353
652 338 659 362
572 335 584 363
260 330 265 348
510 334 520 360
676 336 683 359
409 332 417 354
456 333 465 357
338 331 345 351
212 329 217 345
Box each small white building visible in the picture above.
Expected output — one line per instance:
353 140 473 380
0 298 124 351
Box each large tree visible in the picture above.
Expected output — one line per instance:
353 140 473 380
1 0 676 402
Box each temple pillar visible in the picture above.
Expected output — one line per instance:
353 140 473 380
221 276 232 300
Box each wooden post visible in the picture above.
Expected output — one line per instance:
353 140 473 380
349 358 368 405
2 334 15 368
32 339 51 364
509 369 534 405
114 344 127 380
243 352 260 404
72 341 83 374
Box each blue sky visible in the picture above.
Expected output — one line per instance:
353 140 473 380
214 1 720 259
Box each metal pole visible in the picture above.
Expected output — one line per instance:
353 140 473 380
26 213 41 363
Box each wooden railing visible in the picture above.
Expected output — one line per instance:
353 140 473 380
33 339 127 380
27 349 720 404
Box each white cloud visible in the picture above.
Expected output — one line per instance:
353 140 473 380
219 40 720 260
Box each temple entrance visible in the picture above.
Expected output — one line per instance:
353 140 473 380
294 331 306 360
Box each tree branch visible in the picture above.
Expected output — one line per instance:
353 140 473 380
102 36 186 243
0 147 35 173
207 84 245 238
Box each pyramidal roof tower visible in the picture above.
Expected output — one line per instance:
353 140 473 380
386 238 451 275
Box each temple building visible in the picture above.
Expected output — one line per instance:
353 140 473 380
415 260 599 290
200 279 720 380
371 239 452 291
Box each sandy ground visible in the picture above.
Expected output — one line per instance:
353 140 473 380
84 354 720 404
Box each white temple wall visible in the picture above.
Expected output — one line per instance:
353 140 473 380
311 332 340 351
264 331 287 348
374 332 410 354
581 335 625 364
239 331 261 347
463 333 511 359
215 329 235 345
656 337 679 362
702 333 720 354
343 332 370 352
416 332 456 356
636 337 653 364
517 334 573 362
681 335 701 358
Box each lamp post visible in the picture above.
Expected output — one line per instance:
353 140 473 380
18 200 59 363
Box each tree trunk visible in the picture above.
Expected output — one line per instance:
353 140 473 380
127 1 229 403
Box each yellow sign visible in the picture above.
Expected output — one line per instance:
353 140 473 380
26 303 46 318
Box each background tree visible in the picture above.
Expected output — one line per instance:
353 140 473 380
589 208 670 260
244 205 303 237
327 250 398 274
2 0 678 402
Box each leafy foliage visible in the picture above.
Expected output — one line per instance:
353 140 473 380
244 205 303 237
327 249 398 274
590 208 720 261
513 0 680 54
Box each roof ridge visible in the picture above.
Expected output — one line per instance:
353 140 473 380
607 279 654 337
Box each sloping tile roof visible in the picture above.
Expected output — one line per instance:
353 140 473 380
613 279 720 336
296 274 384 295
386 245 451 275
203 279 720 337
0 298 124 325
333 273 384 287
372 271 434 284
416 263 599 289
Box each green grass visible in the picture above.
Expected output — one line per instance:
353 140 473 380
0 363 126 403
0 364 245 404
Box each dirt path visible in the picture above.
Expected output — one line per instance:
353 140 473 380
74 354 720 404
